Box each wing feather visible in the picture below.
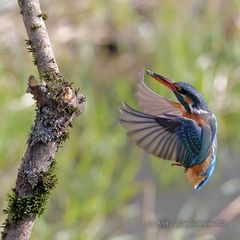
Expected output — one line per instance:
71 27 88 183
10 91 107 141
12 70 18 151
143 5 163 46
136 70 183 116
119 104 213 168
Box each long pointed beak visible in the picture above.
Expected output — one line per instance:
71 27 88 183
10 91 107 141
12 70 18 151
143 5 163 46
146 70 175 91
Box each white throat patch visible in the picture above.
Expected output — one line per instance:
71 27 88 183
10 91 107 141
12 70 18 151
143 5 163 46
189 105 208 114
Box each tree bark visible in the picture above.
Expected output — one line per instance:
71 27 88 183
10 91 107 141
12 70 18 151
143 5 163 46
1 1 85 239
19 0 59 75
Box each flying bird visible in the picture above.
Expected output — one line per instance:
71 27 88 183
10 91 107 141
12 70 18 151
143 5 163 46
119 69 217 190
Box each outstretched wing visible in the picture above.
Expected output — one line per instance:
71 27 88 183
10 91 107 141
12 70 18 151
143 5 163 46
136 70 183 116
119 104 213 168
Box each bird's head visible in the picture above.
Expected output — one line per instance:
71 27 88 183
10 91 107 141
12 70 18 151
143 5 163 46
146 70 208 114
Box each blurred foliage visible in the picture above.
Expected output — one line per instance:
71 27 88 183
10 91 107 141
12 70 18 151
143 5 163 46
1 0 240 239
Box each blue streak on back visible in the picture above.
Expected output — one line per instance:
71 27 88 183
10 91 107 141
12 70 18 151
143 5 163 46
194 135 217 191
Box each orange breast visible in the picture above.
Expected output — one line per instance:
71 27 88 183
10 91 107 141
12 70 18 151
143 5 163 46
185 147 214 188
183 112 205 126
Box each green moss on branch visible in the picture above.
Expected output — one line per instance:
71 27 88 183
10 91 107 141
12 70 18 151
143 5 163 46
2 161 57 228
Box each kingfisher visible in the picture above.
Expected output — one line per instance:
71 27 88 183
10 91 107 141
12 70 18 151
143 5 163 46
119 69 217 190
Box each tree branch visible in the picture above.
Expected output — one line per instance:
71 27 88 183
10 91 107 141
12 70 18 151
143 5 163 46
1 1 85 239
19 0 59 75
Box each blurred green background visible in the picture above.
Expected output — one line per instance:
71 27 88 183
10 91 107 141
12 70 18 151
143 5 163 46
1 0 240 239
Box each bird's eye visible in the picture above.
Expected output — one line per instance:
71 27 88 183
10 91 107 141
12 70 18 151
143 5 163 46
175 85 183 92
175 85 187 94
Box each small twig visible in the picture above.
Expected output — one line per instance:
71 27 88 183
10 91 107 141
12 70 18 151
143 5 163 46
19 0 59 75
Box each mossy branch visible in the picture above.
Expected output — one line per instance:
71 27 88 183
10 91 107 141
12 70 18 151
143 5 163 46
1 0 85 239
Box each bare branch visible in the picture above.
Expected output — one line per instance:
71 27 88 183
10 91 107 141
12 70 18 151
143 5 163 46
19 0 59 75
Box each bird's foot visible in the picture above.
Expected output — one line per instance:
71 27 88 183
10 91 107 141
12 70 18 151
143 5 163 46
171 162 183 168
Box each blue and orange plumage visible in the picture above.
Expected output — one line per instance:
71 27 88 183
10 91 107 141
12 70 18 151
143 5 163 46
119 69 217 190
